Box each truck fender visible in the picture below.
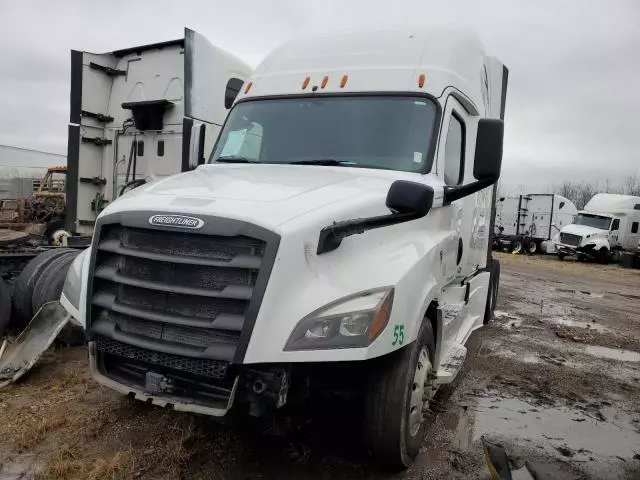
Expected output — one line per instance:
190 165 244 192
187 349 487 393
406 283 442 360
585 238 610 251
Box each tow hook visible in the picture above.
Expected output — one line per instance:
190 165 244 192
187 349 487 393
244 367 291 416
145 372 174 395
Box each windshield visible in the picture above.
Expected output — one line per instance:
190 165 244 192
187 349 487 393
209 96 438 173
574 213 612 230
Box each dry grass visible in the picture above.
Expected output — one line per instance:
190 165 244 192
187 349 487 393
15 414 66 451
35 449 135 480
34 448 83 480
87 451 135 480
48 369 88 393
137 419 198 478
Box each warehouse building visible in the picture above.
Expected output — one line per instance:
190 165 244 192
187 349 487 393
0 145 66 199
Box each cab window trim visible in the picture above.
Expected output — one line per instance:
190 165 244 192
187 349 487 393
443 110 466 186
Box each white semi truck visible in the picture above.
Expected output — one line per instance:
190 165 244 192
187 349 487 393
66 28 252 237
556 193 640 262
58 27 508 469
494 193 577 253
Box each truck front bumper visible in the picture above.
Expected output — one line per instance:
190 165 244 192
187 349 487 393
88 341 238 416
556 243 601 258
88 341 296 417
556 244 577 256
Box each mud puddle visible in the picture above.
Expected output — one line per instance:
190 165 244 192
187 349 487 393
0 452 42 479
584 345 640 363
555 287 605 299
445 390 640 478
548 316 610 332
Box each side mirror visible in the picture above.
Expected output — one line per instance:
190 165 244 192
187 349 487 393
187 123 206 170
473 118 504 181
444 118 504 205
386 180 434 216
317 181 434 254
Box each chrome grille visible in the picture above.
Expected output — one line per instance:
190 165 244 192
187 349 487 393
89 217 277 388
560 233 582 247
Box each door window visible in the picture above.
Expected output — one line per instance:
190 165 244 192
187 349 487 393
632 222 639 234
225 78 244 109
611 219 620 231
443 114 465 186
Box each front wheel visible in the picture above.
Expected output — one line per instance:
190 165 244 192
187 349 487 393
363 320 435 470
598 248 610 264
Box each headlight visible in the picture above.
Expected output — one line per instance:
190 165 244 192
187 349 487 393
61 249 86 311
284 288 394 351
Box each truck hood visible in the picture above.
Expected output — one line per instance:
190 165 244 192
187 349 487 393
560 224 607 237
104 164 421 230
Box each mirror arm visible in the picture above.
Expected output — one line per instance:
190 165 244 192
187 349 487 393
317 211 420 255
443 177 497 205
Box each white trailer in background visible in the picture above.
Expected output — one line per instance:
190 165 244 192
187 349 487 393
66 28 252 237
493 193 577 253
556 193 640 263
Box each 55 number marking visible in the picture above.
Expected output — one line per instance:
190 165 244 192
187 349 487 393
392 325 405 346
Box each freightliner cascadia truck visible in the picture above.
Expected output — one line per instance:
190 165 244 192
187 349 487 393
59 27 508 469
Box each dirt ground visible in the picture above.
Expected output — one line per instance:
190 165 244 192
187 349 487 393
0 252 639 480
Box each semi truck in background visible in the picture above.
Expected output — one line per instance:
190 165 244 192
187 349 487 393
0 29 251 336
493 193 577 254
58 27 508 469
66 27 252 237
555 193 640 263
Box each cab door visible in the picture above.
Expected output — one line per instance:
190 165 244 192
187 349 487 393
609 218 621 248
435 96 482 280
627 218 640 250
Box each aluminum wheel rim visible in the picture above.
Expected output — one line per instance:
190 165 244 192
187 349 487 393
408 347 432 437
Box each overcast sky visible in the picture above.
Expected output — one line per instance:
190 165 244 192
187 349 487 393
0 0 638 190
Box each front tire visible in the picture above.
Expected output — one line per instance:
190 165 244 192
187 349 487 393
598 248 610 264
364 320 435 471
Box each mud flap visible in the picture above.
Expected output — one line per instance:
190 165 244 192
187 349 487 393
0 302 71 389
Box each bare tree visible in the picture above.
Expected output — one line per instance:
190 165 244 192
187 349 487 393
554 181 598 209
623 174 640 196
554 174 640 209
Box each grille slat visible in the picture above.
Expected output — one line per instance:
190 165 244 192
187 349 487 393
92 291 245 331
114 315 240 347
94 264 255 300
102 225 264 261
92 318 236 361
98 238 262 269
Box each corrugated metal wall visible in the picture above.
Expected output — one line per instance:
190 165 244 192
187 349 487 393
0 177 39 199
0 144 65 199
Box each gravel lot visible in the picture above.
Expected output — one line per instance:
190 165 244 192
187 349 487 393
0 252 639 479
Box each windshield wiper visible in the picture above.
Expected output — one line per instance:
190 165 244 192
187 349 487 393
289 158 358 167
215 156 260 164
